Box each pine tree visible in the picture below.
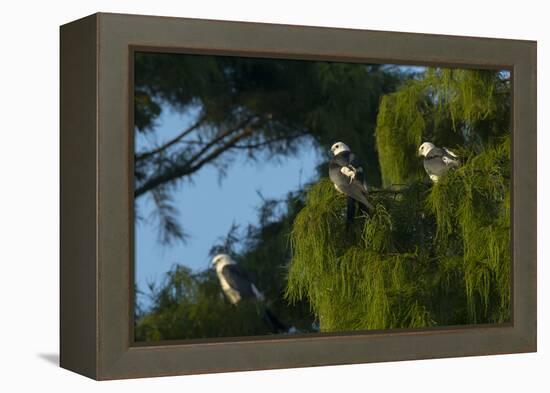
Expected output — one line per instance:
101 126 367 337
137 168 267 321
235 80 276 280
134 52 402 243
286 68 511 331
133 55 405 341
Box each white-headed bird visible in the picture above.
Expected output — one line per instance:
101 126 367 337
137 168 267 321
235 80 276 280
418 142 460 183
212 254 264 305
329 142 373 224
211 254 289 333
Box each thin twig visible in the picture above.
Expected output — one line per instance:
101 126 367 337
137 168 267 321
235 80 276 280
232 132 307 149
136 114 207 162
135 122 260 197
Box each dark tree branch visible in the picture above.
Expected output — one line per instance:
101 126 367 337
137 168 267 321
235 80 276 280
134 118 262 198
150 187 187 245
231 132 307 150
369 189 405 194
184 115 257 166
135 114 207 162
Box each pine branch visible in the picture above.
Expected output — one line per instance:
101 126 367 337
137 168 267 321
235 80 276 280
134 117 261 198
149 187 188 245
231 132 307 150
135 114 207 162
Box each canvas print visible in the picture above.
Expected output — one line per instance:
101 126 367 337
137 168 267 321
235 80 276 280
133 52 511 342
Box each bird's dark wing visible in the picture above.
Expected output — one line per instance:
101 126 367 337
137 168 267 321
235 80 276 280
330 151 367 185
425 147 445 159
427 147 459 162
262 307 288 333
425 147 459 172
331 151 352 167
349 152 361 167
345 181 373 209
443 147 459 158
348 153 366 185
335 151 364 173
442 148 460 166
220 264 256 299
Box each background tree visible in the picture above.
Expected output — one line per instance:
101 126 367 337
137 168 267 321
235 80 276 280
134 52 407 340
286 68 511 331
134 52 403 243
136 192 315 340
136 266 271 340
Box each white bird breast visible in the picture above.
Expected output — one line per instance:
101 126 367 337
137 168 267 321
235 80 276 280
215 261 242 304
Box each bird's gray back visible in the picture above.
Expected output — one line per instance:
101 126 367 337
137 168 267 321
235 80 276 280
221 264 256 299
423 157 449 177
424 147 459 177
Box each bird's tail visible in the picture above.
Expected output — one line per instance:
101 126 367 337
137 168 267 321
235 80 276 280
352 181 374 212
358 197 374 213
262 307 289 334
346 196 356 229
360 184 375 212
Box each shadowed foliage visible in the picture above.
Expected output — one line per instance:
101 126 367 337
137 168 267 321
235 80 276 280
136 266 269 340
134 53 403 243
136 193 316 340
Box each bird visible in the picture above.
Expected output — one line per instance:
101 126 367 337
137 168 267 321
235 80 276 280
212 253 265 305
418 142 460 183
211 254 288 333
329 142 373 223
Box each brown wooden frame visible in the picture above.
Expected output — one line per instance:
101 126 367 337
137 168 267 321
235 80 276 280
60 12 537 380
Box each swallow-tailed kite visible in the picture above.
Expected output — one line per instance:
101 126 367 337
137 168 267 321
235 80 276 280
212 254 287 333
212 254 265 304
418 142 460 183
329 142 373 222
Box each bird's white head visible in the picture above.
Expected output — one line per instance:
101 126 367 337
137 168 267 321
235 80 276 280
330 141 350 156
211 253 235 267
418 142 436 157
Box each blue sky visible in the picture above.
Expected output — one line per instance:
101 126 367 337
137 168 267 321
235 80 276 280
135 108 320 307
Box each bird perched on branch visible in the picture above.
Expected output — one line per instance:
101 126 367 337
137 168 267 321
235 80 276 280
418 142 460 183
329 142 373 224
211 254 288 333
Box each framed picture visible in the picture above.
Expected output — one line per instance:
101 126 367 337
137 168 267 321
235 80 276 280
60 12 536 380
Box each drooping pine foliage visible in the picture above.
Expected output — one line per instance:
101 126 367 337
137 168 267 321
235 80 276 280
286 68 511 332
426 138 510 323
375 69 510 186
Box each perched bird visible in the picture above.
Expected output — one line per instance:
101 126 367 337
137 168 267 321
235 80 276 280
211 254 288 333
418 142 460 183
329 142 373 223
212 254 264 305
